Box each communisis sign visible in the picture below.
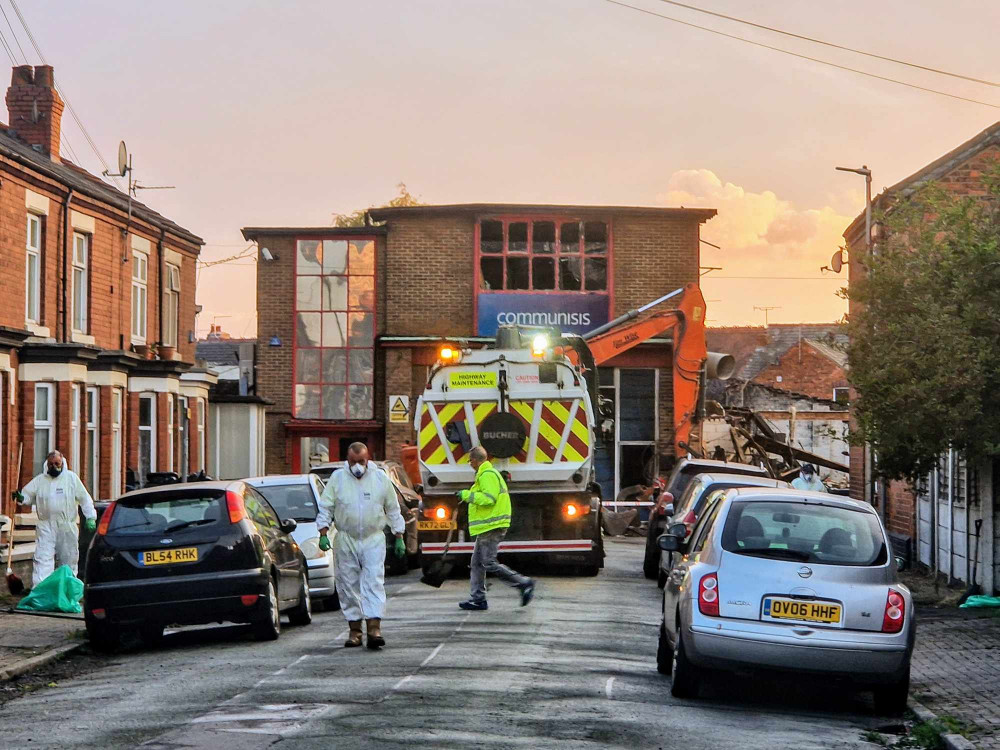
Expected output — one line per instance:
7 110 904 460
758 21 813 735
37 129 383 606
477 292 609 337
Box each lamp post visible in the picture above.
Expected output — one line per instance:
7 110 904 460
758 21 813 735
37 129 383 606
836 165 872 251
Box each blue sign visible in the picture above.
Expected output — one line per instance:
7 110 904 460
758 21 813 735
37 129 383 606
477 293 610 337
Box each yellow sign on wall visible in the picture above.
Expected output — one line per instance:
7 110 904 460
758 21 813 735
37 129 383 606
448 371 498 389
388 395 410 423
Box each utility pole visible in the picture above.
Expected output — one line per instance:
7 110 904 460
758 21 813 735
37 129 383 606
836 165 873 252
753 306 780 326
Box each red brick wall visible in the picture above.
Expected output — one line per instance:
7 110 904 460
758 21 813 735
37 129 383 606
751 343 847 401
612 215 701 316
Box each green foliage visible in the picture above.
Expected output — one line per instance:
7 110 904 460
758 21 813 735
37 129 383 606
332 182 422 227
844 164 1000 481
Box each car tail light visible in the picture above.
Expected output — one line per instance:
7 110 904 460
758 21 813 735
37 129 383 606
882 589 905 633
226 491 246 524
90 608 106 620
424 505 450 520
96 502 117 535
240 595 259 606
698 573 720 617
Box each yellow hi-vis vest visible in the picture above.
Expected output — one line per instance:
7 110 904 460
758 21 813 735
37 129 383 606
465 461 512 537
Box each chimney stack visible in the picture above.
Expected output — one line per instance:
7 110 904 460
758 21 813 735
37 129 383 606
5 65 64 159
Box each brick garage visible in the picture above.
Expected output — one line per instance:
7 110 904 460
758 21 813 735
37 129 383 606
248 203 714 500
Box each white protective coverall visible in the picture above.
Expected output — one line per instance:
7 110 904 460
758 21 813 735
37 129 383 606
316 463 405 621
21 469 96 587
791 475 828 493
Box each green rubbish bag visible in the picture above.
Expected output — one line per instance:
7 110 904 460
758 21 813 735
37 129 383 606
960 595 1000 609
15 565 84 613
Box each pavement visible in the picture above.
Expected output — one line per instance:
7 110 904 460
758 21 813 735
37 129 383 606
910 607 1000 749
0 537 899 750
0 603 85 681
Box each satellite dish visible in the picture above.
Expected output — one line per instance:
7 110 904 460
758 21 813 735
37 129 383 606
118 141 128 175
830 249 844 274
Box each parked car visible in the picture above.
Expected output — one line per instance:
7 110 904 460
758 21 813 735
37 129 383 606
310 460 420 575
244 474 340 611
656 487 914 714
657 473 789 587
644 459 769 579
83 480 312 651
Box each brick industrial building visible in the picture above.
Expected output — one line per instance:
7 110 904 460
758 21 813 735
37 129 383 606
246 202 715 500
0 64 211 522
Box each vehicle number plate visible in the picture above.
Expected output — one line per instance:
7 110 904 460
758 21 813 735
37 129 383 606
138 547 198 566
417 520 457 531
763 597 842 624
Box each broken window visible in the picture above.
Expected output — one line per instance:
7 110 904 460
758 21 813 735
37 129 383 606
532 257 555 290
508 222 528 253
481 220 503 254
506 256 530 290
584 221 607 254
532 221 555 253
559 257 581 291
584 257 607 291
560 221 580 253
480 256 503 290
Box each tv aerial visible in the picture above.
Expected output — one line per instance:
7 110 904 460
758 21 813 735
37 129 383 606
102 140 175 197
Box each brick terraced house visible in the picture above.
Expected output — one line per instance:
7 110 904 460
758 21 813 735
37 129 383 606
246 202 715 501
0 64 211 522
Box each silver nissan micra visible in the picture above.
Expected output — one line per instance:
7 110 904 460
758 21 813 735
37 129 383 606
657 487 915 715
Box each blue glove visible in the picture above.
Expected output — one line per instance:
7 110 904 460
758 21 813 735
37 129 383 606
394 537 406 558
458 490 471 503
318 534 331 552
85 518 97 532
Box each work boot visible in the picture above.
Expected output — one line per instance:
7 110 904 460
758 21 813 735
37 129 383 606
459 599 488 611
518 580 536 607
366 618 385 650
345 620 363 648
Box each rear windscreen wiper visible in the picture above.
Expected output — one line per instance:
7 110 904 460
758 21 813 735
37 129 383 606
733 548 812 561
163 518 217 534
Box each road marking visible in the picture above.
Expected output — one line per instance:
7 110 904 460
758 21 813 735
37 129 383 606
420 642 445 667
605 677 615 699
385 612 471 698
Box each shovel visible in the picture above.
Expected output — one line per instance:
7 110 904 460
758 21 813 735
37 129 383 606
957 519 983 606
420 505 466 588
6 444 24 595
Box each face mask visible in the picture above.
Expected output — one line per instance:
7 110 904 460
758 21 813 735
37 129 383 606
47 464 62 478
349 462 366 478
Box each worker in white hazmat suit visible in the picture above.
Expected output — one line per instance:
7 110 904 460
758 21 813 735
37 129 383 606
791 464 827 493
316 442 405 650
13 450 96 588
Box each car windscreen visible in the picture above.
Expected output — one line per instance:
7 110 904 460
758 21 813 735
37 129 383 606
721 500 888 566
252 483 318 522
108 491 227 535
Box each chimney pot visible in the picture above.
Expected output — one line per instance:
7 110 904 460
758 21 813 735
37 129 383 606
33 65 53 88
5 64 63 159
10 65 32 86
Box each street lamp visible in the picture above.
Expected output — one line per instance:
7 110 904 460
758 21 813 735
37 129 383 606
836 165 872 252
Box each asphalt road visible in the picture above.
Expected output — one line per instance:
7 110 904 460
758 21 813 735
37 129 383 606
0 538 889 749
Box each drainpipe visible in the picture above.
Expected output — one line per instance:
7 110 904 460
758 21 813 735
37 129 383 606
61 188 75 342
948 448 955 584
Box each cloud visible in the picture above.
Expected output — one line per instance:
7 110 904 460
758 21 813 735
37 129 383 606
656 170 853 326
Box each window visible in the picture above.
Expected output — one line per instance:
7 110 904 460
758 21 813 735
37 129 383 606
70 384 81 473
111 389 123 499
478 218 608 292
131 250 148 342
86 387 99 497
166 394 175 472
178 396 190 478
294 238 375 420
72 232 89 333
163 264 180 347
252 483 319 523
33 384 54 475
138 394 156 485
833 387 850 406
197 398 206 472
690 497 724 555
26 214 41 323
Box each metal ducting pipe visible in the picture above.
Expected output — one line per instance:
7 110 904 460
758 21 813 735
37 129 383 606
706 351 736 380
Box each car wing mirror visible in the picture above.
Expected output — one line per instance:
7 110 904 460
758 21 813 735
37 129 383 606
894 555 908 572
667 522 687 537
280 518 298 534
657 534 681 552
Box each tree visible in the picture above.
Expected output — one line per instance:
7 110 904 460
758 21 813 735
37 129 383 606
844 166 1000 481
332 183 422 227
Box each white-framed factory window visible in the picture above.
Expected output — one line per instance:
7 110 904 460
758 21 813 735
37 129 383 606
25 214 42 324
86 387 99 497
72 232 89 333
166 393 175 473
163 264 180 348
138 393 156 486
33 383 54 475
131 250 148 343
111 388 123 499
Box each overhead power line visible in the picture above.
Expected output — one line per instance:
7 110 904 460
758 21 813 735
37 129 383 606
654 0 1000 88
0 4 25 63
603 0 1000 110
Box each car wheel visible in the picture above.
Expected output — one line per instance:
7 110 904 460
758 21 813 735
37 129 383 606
140 623 165 647
656 622 672 675
657 568 667 589
324 586 341 612
86 621 119 654
643 527 660 580
670 627 700 699
253 578 281 641
288 571 313 626
872 669 910 716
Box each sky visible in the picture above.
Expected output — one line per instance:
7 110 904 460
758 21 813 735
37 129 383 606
20 0 1000 334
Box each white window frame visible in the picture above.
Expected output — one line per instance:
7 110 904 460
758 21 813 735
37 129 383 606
86 386 99 497
138 393 156 484
197 398 206 472
26 214 41 324
33 383 54 475
178 396 189 478
166 393 175 473
72 232 89 333
833 387 850 402
131 250 149 343
164 264 181 348
70 384 81 473
111 388 123 499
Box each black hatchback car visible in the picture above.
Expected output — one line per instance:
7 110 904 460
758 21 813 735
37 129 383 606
84 480 312 650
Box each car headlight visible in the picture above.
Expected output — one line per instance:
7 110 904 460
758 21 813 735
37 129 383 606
300 537 326 560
